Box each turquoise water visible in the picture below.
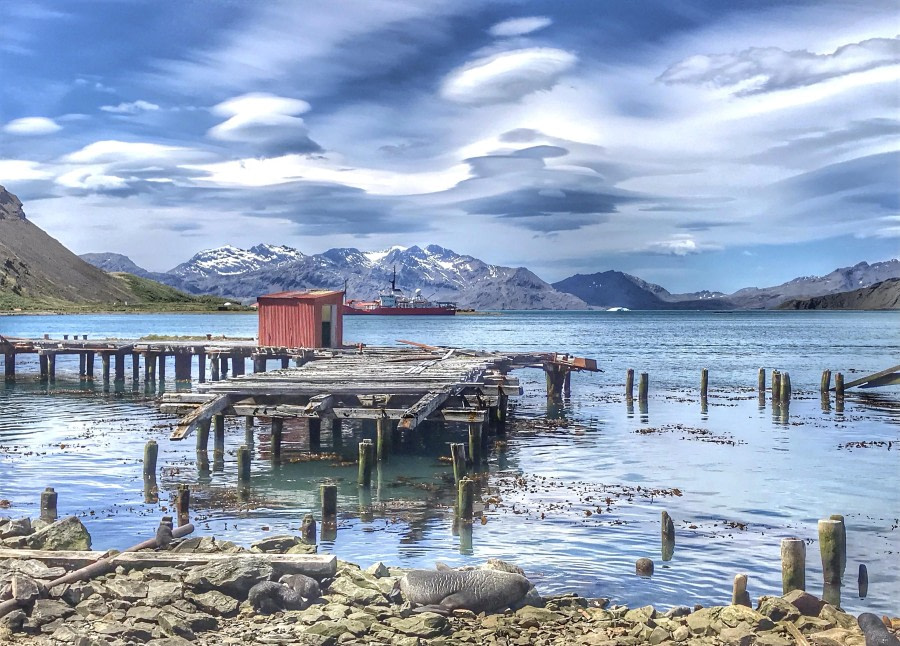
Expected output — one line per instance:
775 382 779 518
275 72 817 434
1 310 898 614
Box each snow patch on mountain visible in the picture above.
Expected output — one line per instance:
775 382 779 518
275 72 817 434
169 244 304 278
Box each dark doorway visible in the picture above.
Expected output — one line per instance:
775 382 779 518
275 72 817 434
321 321 332 348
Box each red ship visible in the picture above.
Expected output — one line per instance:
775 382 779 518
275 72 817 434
343 269 456 316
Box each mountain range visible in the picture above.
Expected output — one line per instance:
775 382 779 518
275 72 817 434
82 243 900 310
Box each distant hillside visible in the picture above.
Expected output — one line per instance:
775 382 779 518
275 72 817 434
777 278 900 310
0 185 232 311
552 271 734 310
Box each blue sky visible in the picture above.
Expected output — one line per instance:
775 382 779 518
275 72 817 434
1 0 897 292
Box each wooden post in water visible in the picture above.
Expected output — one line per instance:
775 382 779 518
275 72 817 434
197 350 206 383
213 414 225 455
376 417 390 461
732 574 750 607
757 368 766 394
468 422 482 465
780 371 791 403
320 483 337 527
563 370 571 399
78 353 86 378
834 372 844 399
114 352 125 383
818 519 843 586
358 439 374 487
638 372 649 403
4 352 15 382
175 484 190 526
39 354 49 382
196 419 210 452
85 352 94 381
145 352 156 382
771 370 781 403
331 418 343 450
210 355 220 382
143 440 158 478
820 370 832 395
625 369 634 402
661 511 675 561
47 354 55 382
219 356 229 379
271 418 284 458
450 443 467 484
281 357 290 369
858 564 868 599
253 356 266 374
700 368 708 400
781 537 806 593
828 514 847 579
458 478 474 521
40 487 58 522
101 353 111 384
132 353 140 384
237 445 251 483
232 353 244 376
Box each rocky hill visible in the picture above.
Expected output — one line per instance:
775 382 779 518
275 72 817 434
0 185 231 311
777 278 900 310
86 244 587 310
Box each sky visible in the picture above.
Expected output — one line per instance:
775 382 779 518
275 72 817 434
1 0 898 293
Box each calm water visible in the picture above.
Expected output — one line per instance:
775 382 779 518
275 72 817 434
1 311 898 614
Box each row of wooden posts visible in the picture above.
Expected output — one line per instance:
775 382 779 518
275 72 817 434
622 367 847 403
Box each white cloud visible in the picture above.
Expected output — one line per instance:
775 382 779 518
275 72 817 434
62 140 201 164
3 116 62 135
646 235 712 256
658 36 900 95
441 47 577 105
207 92 319 155
0 160 53 182
100 100 160 114
489 16 552 38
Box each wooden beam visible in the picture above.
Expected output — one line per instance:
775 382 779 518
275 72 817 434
0 549 336 579
842 364 900 389
304 394 334 415
170 394 235 440
441 408 488 423
398 390 450 430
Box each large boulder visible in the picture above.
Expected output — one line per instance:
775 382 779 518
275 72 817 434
25 516 91 551
184 558 273 598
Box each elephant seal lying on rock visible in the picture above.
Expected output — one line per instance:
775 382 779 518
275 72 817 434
858 613 900 646
399 568 531 614
279 573 321 600
247 581 305 614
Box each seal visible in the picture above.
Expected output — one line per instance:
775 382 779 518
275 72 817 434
399 568 531 614
858 613 900 646
278 573 321 600
247 580 305 614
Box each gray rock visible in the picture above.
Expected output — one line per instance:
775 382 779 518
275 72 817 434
146 581 183 607
75 595 109 618
105 579 148 602
126 606 161 623
184 558 273 598
388 612 449 638
158 612 196 641
4 558 65 579
50 624 85 642
11 573 42 603
0 517 31 539
187 590 239 617
782 589 825 617
25 516 92 551
365 562 390 578
146 638 196 646
303 620 350 640
29 598 74 626
756 596 800 623
0 608 26 632
250 535 303 553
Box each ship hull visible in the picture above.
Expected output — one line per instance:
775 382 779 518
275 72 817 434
343 305 455 316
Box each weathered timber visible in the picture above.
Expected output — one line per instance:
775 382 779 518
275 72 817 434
842 364 900 389
398 391 450 430
171 394 236 440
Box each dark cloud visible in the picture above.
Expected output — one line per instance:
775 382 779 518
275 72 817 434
499 128 542 143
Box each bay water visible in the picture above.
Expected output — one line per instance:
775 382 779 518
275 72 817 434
1 311 897 614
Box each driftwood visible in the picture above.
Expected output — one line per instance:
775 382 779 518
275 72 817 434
0 522 194 620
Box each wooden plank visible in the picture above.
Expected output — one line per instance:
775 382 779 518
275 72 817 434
843 364 900 389
398 390 450 430
441 408 488 423
170 394 235 440
858 373 900 388
0 549 336 579
304 394 334 415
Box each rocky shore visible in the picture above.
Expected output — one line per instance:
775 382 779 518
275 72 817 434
1 515 898 646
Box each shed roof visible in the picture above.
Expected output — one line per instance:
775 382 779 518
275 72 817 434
258 290 344 303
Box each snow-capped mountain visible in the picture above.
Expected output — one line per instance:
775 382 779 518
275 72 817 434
168 244 304 278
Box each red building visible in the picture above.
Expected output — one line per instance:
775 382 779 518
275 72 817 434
257 290 344 348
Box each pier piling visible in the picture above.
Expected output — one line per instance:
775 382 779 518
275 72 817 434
101 353 111 384
85 352 94 381
237 445 251 483
210 356 220 382
132 353 140 384
858 564 868 598
143 440 158 478
175 484 190 526
358 440 374 487
468 422 482 464
39 354 49 382
638 372 648 403
4 352 15 382
450 443 467 484
78 353 85 379
114 352 125 383
780 371 792 403
757 368 765 398
47 354 55 382
320 483 337 528
197 351 206 383
828 514 847 579
781 537 806 593
309 418 322 453
213 415 225 455
40 487 58 522
820 370 832 395
376 417 389 461
625 369 634 402
196 419 210 452
835 372 845 403
661 511 675 561
271 418 284 458
771 371 781 403
700 368 708 400
818 519 843 585
458 477 474 521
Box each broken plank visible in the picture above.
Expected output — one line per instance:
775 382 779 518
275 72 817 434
304 393 335 415
398 390 450 430
170 394 235 440
441 408 488 423
842 364 900 389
